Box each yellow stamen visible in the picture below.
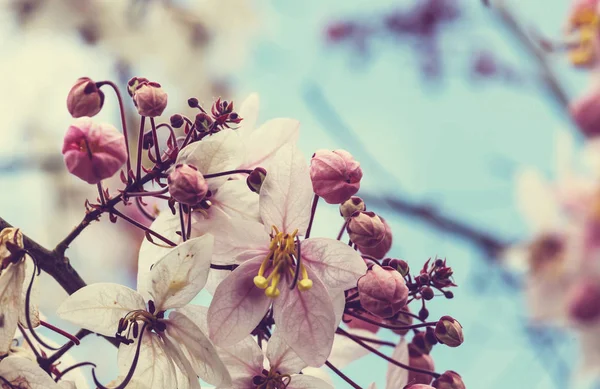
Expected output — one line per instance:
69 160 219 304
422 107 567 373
297 264 313 292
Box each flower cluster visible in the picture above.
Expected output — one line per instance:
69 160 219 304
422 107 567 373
0 76 466 389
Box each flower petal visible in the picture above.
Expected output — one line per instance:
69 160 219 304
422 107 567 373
211 180 260 222
208 258 271 347
266 331 307 375
167 310 231 387
137 210 182 300
118 333 177 389
56 283 145 337
211 218 270 265
176 130 243 190
330 288 346 328
0 356 59 388
302 238 367 290
259 144 313 235
161 334 198 389
287 374 333 389
385 338 409 389
239 118 300 170
144 235 214 311
237 93 260 136
273 269 336 367
329 329 381 369
179 305 264 382
0 262 25 355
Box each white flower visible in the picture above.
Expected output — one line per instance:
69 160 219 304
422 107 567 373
0 356 76 389
57 235 230 389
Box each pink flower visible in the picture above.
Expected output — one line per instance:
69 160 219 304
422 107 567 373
358 265 408 318
570 86 600 138
167 164 208 206
218 331 332 389
132 81 168 117
310 149 362 204
207 145 366 367
567 278 600 323
62 117 127 184
66 77 104 118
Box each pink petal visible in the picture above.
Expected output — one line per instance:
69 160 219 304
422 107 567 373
266 331 307 375
287 374 333 389
208 258 271 347
273 269 336 367
302 238 367 290
259 144 313 235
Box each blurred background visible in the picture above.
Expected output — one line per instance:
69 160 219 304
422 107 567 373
0 0 593 388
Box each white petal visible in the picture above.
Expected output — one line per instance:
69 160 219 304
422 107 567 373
367 384 378 389
239 118 300 170
216 335 264 383
515 168 560 233
0 356 59 388
301 367 334 386
385 339 409 389
19 260 40 329
330 288 346 328
302 238 367 290
329 329 381 369
176 130 243 190
161 334 197 389
137 210 182 301
211 218 270 266
56 283 146 337
167 310 231 387
266 331 307 374
287 374 333 389
207 258 271 347
211 180 260 222
144 235 214 311
0 261 25 355
273 269 336 367
118 333 177 389
237 93 260 136
259 144 313 235
58 381 78 389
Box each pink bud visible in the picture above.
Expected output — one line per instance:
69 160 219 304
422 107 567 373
66 77 104 118
570 87 600 138
344 311 382 334
405 385 435 389
347 211 386 247
408 347 435 385
434 316 464 347
357 217 393 259
167 164 209 206
358 265 409 318
385 306 413 335
62 117 127 184
432 371 466 389
310 149 362 204
340 196 366 218
133 82 168 117
567 279 600 323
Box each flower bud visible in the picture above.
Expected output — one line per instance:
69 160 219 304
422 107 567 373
432 371 466 389
0 228 24 266
133 82 168 117
310 149 363 204
170 114 184 128
408 345 435 385
340 196 366 218
127 76 149 97
567 279 600 323
357 217 393 259
358 265 409 318
406 385 435 389
570 87 600 138
167 164 209 206
66 77 104 118
434 316 464 347
62 117 127 184
247 167 267 193
386 306 413 335
347 211 386 247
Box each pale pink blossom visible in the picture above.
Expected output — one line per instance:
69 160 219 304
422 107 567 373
310 149 362 204
62 117 127 184
207 145 366 367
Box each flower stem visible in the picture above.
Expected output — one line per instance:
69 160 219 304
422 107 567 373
325 360 363 389
136 116 146 181
110 208 176 247
305 194 319 239
202 169 254 179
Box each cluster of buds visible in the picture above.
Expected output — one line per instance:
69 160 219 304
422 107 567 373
186 97 242 134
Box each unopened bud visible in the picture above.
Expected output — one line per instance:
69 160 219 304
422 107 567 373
187 97 199 108
127 77 149 97
170 114 184 128
195 112 213 132
133 82 168 117
357 217 392 259
339 196 366 219
567 279 600 323
347 211 386 247
434 316 464 347
406 385 435 389
247 167 267 193
62 117 127 184
386 306 413 335
66 77 105 118
432 371 466 389
412 332 433 355
167 164 209 206
358 265 409 318
408 345 435 385
310 149 363 204
422 286 434 301
419 307 429 320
